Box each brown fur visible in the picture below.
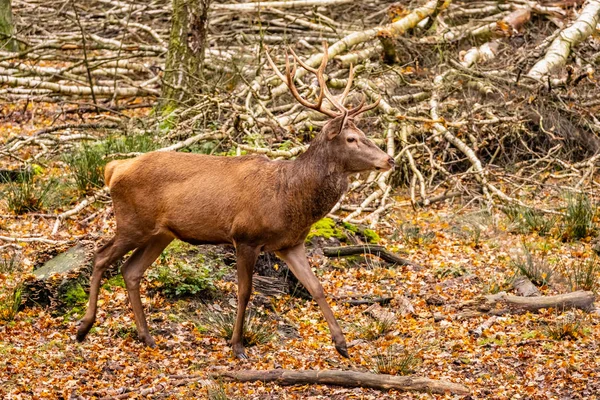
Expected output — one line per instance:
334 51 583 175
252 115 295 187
76 114 394 358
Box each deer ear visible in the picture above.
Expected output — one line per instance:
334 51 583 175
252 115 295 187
324 112 348 141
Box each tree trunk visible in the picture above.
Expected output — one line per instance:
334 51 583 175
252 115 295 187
0 0 17 52
160 0 210 112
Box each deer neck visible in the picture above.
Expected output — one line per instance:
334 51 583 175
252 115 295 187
285 143 348 223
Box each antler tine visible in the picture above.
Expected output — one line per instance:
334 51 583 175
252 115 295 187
338 64 354 106
348 95 381 116
288 46 331 113
290 42 352 114
266 47 338 118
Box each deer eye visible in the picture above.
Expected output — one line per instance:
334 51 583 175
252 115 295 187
347 137 356 143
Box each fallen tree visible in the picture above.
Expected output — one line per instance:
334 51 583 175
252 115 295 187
214 369 470 395
458 290 596 319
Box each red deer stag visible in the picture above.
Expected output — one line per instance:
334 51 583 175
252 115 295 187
76 44 394 359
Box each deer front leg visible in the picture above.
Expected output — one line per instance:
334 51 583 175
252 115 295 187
276 243 348 358
120 234 173 347
231 243 260 359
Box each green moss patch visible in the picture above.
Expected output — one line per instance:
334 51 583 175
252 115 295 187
307 218 380 244
306 218 347 242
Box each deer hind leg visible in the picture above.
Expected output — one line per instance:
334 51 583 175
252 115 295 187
276 243 349 358
230 243 260 359
77 235 136 342
120 234 173 347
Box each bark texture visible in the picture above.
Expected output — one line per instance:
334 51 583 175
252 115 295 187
460 290 595 318
0 0 17 51
527 0 600 80
214 369 470 395
161 0 211 110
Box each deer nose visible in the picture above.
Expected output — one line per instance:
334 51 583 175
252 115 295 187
387 156 395 169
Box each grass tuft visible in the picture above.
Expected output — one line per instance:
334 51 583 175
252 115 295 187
2 171 55 214
64 143 106 193
545 311 588 341
0 251 20 274
0 285 23 322
372 344 421 375
511 244 553 287
561 193 596 241
197 309 275 347
504 206 557 236
359 316 396 341
562 256 600 293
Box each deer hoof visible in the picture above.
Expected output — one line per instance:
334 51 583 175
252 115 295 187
232 343 248 359
335 342 349 358
140 335 156 348
76 319 93 342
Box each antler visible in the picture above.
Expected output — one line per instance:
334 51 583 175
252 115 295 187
266 43 380 118
265 45 338 118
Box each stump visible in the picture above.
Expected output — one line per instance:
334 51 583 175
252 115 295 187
23 241 118 310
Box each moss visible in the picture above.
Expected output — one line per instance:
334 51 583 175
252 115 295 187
103 274 125 290
306 218 347 242
363 229 381 244
61 282 87 308
342 221 359 233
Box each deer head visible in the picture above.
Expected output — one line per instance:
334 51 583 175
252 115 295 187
266 43 395 174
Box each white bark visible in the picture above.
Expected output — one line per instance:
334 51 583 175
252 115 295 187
0 75 157 97
528 0 600 80
270 0 443 98
212 0 355 11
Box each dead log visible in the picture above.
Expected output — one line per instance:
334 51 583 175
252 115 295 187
337 296 393 306
252 275 287 297
323 245 421 269
459 290 595 318
214 369 469 395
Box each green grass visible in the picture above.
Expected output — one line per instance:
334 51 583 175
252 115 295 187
563 256 600 293
561 193 596 241
0 251 20 274
64 134 158 193
359 316 396 341
1 171 55 214
372 344 421 375
0 286 23 322
504 205 557 236
197 309 275 346
64 143 106 193
511 244 553 287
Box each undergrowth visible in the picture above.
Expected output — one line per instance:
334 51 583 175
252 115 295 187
545 311 588 341
372 344 421 375
0 285 23 322
511 244 553 287
197 309 275 346
359 316 396 341
561 193 596 241
561 256 600 293
1 171 55 214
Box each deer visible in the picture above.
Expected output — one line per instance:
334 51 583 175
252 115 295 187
75 44 395 359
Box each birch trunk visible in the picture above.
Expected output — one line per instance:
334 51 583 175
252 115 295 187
527 0 600 80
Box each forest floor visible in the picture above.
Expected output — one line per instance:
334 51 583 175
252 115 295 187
1 102 600 399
